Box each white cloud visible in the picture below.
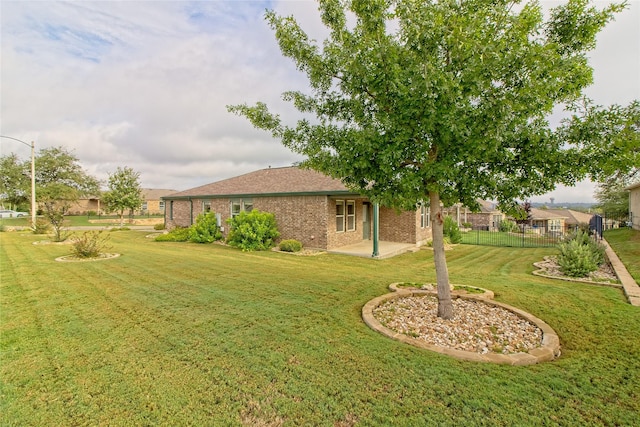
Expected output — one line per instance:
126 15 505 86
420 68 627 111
1 0 638 203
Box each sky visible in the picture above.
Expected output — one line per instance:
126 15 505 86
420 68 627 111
1 1 638 204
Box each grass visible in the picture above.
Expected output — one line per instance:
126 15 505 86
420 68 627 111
460 230 558 248
604 228 640 283
0 214 163 229
1 231 639 426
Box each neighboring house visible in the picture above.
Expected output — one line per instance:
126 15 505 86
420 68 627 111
444 200 505 230
626 181 640 230
68 196 101 215
162 166 432 251
140 189 177 215
69 188 177 215
529 208 567 236
545 209 594 233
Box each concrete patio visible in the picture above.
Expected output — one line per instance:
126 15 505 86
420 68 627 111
328 240 420 259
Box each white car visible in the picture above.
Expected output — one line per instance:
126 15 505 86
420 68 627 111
0 209 28 218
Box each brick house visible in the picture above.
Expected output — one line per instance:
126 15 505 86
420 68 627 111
69 188 176 215
162 166 432 251
443 200 505 230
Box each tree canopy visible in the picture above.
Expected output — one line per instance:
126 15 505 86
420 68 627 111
0 153 30 210
102 166 143 227
229 0 632 318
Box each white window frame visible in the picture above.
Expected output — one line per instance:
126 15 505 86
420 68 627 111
346 200 356 231
202 200 212 213
420 204 430 228
230 199 253 217
336 200 345 232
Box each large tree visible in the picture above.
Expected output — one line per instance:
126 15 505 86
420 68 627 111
102 166 143 227
0 153 30 210
35 146 101 241
229 0 632 319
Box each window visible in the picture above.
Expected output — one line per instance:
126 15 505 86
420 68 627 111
336 200 345 232
346 201 356 231
159 201 165 212
231 199 253 217
420 204 430 228
335 200 355 232
203 200 212 213
142 202 148 211
549 219 562 232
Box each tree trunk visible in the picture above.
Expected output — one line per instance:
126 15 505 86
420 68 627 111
119 211 124 228
430 191 454 319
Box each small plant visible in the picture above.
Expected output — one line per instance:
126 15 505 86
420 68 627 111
462 222 472 229
556 230 606 278
226 209 280 251
154 223 166 230
499 220 519 233
32 219 51 235
279 239 303 252
443 216 461 244
70 230 112 258
110 227 131 232
189 212 223 243
155 227 190 242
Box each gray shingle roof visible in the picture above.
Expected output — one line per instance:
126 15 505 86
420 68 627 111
166 166 355 199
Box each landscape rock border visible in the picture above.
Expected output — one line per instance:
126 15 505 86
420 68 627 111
533 256 622 289
55 253 121 262
362 284 561 365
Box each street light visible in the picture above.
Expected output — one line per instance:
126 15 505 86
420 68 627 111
0 135 36 226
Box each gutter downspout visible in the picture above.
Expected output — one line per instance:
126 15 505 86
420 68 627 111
372 203 379 258
189 197 194 225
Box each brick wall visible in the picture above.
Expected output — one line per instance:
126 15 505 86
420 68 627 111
326 198 369 250
379 207 421 243
164 195 426 250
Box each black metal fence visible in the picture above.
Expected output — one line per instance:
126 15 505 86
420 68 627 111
590 213 632 239
460 227 560 248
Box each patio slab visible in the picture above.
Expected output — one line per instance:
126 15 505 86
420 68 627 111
328 240 419 259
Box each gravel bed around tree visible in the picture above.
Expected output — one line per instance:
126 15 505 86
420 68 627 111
373 295 543 355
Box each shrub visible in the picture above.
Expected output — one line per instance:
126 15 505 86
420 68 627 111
279 239 303 252
154 223 166 230
155 226 190 242
557 230 606 277
32 219 51 235
189 212 223 243
226 210 280 251
462 222 472 229
443 216 462 244
499 220 519 233
71 230 112 258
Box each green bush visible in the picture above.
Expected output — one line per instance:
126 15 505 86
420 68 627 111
557 230 606 277
499 220 519 233
189 212 223 243
32 219 51 235
443 216 462 244
226 210 280 251
279 239 303 252
154 223 166 230
71 230 111 258
155 226 190 242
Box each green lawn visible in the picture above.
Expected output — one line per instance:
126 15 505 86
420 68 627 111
604 228 640 283
0 214 163 229
1 231 638 426
460 229 558 247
